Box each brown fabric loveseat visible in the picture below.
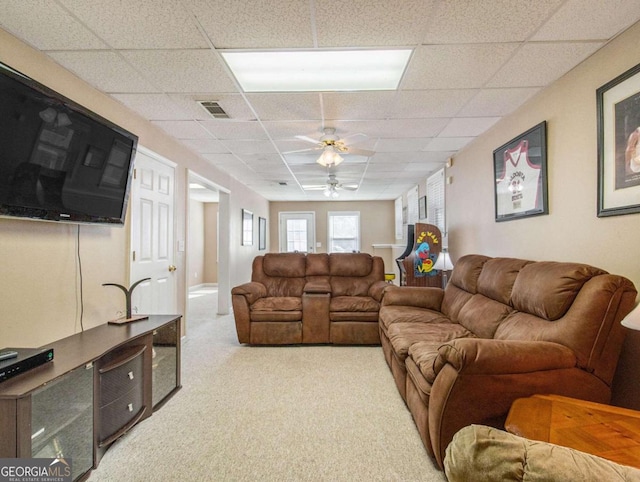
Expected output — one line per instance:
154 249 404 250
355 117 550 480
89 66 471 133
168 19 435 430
378 254 637 468
232 252 386 345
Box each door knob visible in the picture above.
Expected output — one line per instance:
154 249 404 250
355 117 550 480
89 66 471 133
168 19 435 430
168 265 177 272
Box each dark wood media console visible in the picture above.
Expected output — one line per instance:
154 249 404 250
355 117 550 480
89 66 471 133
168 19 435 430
0 314 181 481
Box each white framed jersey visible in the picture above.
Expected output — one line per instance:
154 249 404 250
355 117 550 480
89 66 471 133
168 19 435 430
496 139 541 215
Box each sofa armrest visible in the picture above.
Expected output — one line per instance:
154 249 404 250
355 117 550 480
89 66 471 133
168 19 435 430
368 280 388 302
304 280 331 294
231 282 267 305
435 338 577 376
381 285 444 310
425 338 608 469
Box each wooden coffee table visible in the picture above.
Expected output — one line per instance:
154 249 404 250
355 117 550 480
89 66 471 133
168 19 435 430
505 394 640 468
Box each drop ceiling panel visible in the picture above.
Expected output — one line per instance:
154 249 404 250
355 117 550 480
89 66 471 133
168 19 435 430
531 0 640 41
424 137 474 152
120 50 238 93
322 92 397 120
375 138 431 152
182 138 230 154
488 42 604 88
59 0 208 49
314 0 436 47
188 0 314 48
401 44 519 90
222 140 278 155
1 1 107 50
390 90 477 119
438 117 501 137
245 93 322 121
47 51 158 92
459 88 540 117
422 0 563 43
202 153 240 164
153 120 213 139
111 93 190 120
199 120 269 140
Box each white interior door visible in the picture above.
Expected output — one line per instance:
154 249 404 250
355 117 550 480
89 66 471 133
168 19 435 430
130 147 177 315
279 212 315 253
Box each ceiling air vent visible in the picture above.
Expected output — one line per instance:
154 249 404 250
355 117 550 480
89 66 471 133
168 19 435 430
197 101 229 119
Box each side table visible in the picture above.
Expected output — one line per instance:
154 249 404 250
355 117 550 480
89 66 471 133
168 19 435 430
505 394 640 469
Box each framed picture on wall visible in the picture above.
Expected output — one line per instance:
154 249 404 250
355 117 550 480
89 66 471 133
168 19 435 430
242 209 253 245
258 217 266 250
493 121 548 222
597 61 640 217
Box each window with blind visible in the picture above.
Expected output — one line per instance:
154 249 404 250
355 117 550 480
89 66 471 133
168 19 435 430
426 168 445 233
328 211 360 253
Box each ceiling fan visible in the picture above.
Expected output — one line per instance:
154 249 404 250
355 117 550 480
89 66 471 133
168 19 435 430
302 174 359 198
285 128 375 167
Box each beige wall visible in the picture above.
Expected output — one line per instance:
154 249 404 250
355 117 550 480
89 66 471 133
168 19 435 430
204 203 219 284
269 200 396 272
0 28 269 346
442 21 640 409
188 201 205 288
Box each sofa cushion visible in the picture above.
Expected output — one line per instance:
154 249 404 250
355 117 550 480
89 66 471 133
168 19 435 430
379 305 450 331
456 294 513 339
331 295 379 312
262 252 307 277
448 254 490 294
306 253 329 276
408 341 449 384
511 262 607 321
476 257 531 305
252 297 302 312
329 253 373 277
389 323 473 363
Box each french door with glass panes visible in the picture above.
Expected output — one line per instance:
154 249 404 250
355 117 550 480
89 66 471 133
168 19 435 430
279 212 316 253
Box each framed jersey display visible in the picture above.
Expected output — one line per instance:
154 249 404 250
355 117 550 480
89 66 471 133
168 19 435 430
493 121 548 222
597 61 640 217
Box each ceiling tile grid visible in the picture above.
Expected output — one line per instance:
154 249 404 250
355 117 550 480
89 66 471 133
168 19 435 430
1 0 639 201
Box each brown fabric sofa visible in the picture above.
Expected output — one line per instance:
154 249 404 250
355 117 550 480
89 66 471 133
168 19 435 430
444 425 640 482
378 254 637 468
232 252 386 345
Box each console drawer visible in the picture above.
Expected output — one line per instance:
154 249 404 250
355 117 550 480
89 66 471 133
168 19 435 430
99 345 145 407
98 385 144 443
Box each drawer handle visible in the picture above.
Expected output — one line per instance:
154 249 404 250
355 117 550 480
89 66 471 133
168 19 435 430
128 371 134 380
128 403 134 412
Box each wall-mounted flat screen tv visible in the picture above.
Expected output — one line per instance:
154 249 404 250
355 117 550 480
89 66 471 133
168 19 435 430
0 62 138 225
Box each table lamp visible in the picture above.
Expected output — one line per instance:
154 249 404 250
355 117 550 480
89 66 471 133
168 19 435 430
433 248 454 288
621 302 640 330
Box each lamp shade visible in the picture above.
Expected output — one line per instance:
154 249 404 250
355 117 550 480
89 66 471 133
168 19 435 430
433 250 454 271
621 303 640 330
317 147 344 167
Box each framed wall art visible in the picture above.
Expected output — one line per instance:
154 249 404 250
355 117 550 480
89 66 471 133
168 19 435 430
597 62 640 217
258 216 266 250
493 121 548 222
242 209 253 246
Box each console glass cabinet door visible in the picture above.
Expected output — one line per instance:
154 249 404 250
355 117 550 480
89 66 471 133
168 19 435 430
152 320 179 408
30 364 94 481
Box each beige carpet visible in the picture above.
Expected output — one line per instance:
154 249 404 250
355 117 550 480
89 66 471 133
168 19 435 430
89 288 446 481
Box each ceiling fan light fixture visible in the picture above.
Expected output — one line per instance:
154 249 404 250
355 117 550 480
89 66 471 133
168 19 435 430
317 147 344 167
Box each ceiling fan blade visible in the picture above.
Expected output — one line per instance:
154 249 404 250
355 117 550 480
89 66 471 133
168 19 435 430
301 185 326 190
345 147 375 157
295 135 320 144
340 184 359 191
282 147 318 154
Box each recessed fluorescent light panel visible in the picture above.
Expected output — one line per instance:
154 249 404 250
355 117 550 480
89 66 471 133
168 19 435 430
220 49 413 92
